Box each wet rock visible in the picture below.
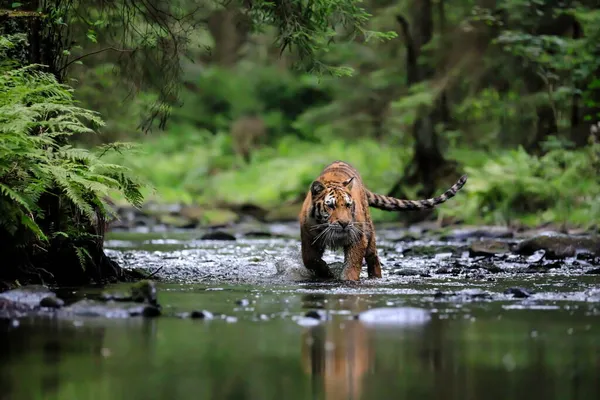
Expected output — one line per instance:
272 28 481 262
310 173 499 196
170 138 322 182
201 231 236 241
131 280 158 306
585 268 600 275
39 296 65 309
443 226 514 240
61 300 135 319
190 310 214 319
504 287 533 298
201 209 240 227
513 234 600 259
0 285 56 308
0 298 31 319
304 310 326 320
357 307 431 326
243 231 273 238
392 267 423 276
61 299 160 319
99 292 133 302
141 305 161 318
235 299 250 307
478 260 503 273
264 203 301 222
469 240 511 257
180 205 204 222
158 214 197 229
403 245 463 257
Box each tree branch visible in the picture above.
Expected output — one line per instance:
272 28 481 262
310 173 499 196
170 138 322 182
58 47 134 72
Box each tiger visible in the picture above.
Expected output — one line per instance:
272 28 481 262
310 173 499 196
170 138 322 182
299 160 467 280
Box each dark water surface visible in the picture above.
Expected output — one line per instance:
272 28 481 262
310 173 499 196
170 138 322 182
1 225 600 400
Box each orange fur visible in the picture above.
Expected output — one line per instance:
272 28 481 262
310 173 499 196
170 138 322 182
299 161 467 280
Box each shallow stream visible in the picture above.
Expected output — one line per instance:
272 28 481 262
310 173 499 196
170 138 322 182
1 223 599 400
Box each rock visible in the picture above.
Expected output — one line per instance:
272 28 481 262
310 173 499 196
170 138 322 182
131 280 158 305
402 245 463 257
443 226 514 240
39 296 65 309
479 260 503 273
141 305 161 318
190 310 214 319
99 292 133 302
585 268 600 275
0 298 31 320
0 285 56 308
504 287 533 298
243 231 272 238
180 205 205 222
201 231 236 241
513 234 600 259
264 203 301 222
357 307 431 327
235 299 250 307
158 214 197 229
469 240 511 257
201 209 239 227
392 267 423 276
61 300 135 319
304 310 325 320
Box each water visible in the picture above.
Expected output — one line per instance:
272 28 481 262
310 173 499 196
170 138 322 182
1 224 600 400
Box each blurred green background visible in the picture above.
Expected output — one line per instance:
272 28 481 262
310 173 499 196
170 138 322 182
4 0 600 229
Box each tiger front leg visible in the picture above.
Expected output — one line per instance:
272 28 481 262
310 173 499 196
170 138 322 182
365 234 382 278
342 239 368 281
301 234 334 279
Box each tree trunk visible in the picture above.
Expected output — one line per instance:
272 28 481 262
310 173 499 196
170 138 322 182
391 2 447 203
207 5 251 67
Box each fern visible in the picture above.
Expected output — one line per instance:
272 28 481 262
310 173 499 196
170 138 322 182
0 36 144 269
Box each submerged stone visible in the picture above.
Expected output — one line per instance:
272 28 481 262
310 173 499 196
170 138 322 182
504 287 533 298
190 310 214 319
357 307 431 326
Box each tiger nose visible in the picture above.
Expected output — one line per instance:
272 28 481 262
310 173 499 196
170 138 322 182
338 221 349 229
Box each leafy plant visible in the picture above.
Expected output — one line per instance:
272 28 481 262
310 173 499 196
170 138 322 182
0 35 143 271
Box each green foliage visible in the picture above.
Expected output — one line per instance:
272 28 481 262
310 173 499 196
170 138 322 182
0 37 143 259
103 130 409 221
441 138 600 228
248 0 398 76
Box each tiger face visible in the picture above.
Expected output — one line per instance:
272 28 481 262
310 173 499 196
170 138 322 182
309 177 361 248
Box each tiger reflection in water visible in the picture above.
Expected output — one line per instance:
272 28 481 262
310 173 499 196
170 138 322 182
301 319 373 400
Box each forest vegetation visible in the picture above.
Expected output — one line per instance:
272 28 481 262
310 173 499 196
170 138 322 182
1 0 599 286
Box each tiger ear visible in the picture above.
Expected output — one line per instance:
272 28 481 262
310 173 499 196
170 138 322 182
343 177 354 190
310 181 326 197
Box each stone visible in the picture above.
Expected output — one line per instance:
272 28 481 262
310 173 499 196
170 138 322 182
504 287 533 298
513 234 600 259
39 296 65 309
469 240 511 257
131 280 158 305
190 310 214 319
201 231 236 241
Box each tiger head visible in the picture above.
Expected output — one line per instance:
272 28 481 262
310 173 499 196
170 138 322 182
309 177 361 247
